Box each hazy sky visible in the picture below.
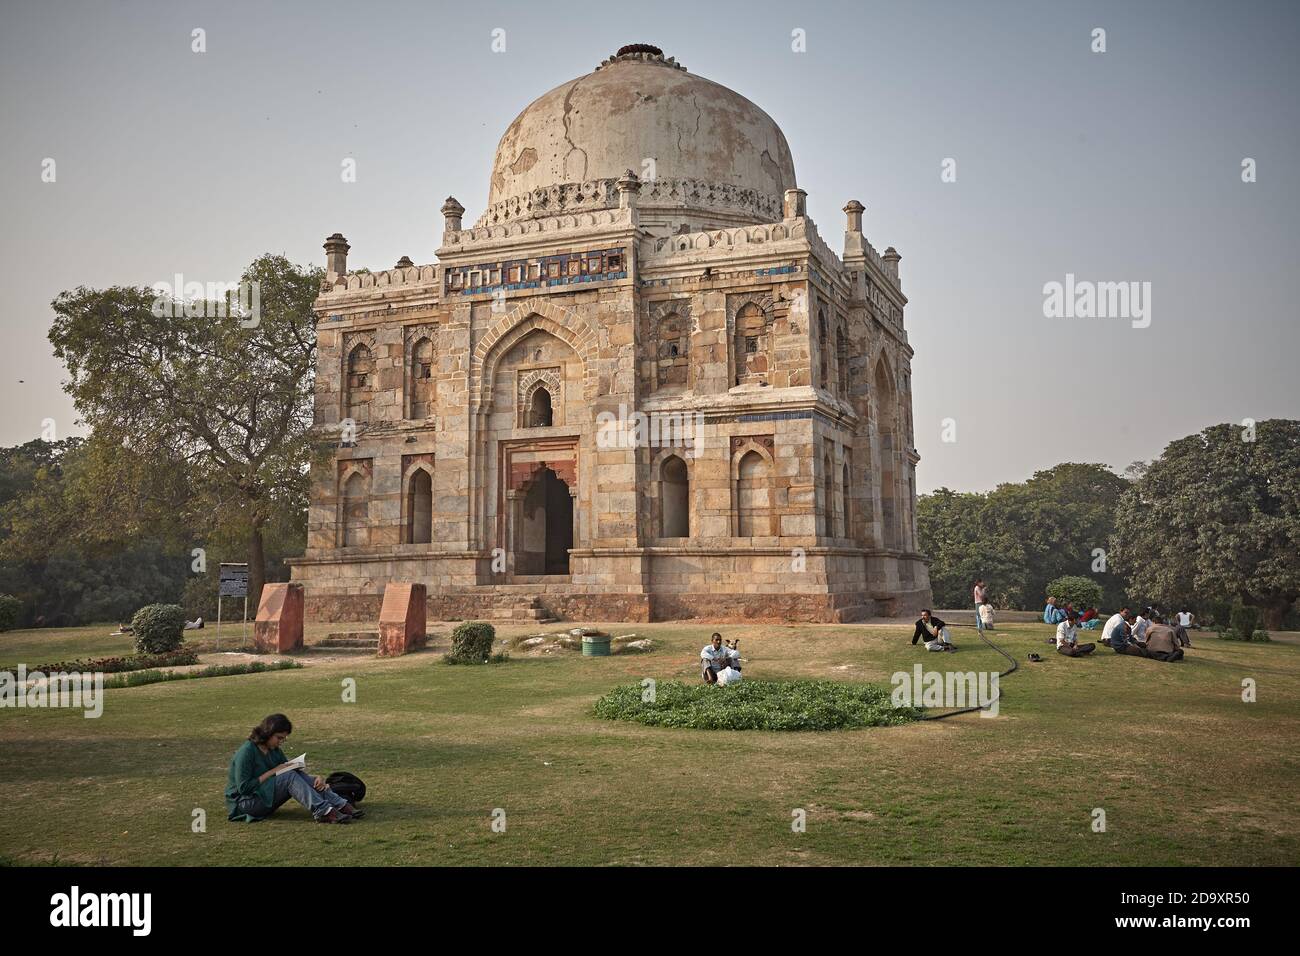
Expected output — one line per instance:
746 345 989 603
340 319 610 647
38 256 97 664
1 0 1296 492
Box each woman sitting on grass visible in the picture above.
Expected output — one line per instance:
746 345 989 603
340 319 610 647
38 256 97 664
225 713 362 824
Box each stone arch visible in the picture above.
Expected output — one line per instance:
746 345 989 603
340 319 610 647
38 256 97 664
407 332 436 420
527 383 553 427
471 298 599 406
652 449 692 538
822 449 835 538
817 308 829 389
726 292 775 331
874 353 900 550
403 462 434 545
839 460 850 539
836 323 849 396
651 300 692 389
873 351 898 427
730 294 774 387
730 439 775 537
517 367 563 427
344 334 376 422
338 464 371 548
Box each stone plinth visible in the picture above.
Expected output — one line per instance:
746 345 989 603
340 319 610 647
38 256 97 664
254 583 304 653
378 582 427 656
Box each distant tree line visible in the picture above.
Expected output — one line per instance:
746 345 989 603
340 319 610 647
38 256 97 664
919 420 1300 630
0 437 305 628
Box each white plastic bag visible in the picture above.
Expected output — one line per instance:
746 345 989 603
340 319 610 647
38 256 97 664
716 666 742 686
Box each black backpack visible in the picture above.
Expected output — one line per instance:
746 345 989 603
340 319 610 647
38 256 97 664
326 771 367 803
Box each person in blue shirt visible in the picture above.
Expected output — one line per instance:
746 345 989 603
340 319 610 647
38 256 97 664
1105 609 1148 656
1043 597 1066 625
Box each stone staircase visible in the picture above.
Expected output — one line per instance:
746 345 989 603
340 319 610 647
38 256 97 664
318 631 380 652
482 595 557 624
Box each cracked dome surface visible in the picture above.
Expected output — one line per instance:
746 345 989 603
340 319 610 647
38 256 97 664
486 51 797 219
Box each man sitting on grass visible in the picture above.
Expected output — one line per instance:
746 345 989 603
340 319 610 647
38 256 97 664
1056 610 1096 657
1100 606 1131 646
701 633 730 684
912 609 955 652
1132 607 1153 644
1105 610 1148 657
1140 618 1186 662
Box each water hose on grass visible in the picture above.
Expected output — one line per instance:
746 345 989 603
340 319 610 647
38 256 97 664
917 621 1019 721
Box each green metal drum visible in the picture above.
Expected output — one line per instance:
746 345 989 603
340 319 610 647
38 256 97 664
581 635 611 657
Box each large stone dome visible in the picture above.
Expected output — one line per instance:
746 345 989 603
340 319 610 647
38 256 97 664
480 45 797 229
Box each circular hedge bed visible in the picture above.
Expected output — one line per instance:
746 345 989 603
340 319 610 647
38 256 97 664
594 679 920 731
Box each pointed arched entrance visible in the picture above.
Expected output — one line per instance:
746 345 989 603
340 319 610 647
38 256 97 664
501 448 579 579
517 466 573 574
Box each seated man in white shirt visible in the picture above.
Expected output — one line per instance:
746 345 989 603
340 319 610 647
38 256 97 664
1056 610 1096 657
701 633 729 684
1132 608 1153 644
1100 606 1131 646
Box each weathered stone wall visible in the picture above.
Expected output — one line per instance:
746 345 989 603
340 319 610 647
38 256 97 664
291 185 931 625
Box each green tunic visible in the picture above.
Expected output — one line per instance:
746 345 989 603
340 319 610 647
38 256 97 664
225 740 286 822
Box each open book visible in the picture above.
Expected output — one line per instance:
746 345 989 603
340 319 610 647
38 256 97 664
273 753 307 776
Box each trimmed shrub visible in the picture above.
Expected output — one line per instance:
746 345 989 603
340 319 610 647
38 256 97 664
447 621 496 663
0 594 21 632
1045 575 1103 611
1230 605 1260 642
130 603 187 654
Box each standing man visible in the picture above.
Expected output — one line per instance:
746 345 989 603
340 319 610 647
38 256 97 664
1056 610 1096 657
973 578 988 631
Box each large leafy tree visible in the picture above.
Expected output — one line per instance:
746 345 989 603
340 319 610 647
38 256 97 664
982 463 1129 607
48 254 322 608
916 487 1029 609
917 463 1129 610
1111 419 1300 628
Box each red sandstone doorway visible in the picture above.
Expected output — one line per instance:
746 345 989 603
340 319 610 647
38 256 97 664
512 467 572 574
499 440 578 580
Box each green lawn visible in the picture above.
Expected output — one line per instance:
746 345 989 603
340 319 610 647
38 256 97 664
1 620 1297 866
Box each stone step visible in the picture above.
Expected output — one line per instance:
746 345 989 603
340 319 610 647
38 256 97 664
320 632 380 648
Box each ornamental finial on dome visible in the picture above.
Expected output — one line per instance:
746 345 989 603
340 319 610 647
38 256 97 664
596 44 686 72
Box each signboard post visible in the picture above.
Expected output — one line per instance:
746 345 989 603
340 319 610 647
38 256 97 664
217 563 249 650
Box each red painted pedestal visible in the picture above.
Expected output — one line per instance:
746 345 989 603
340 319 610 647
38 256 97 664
378 583 427 657
254 583 304 654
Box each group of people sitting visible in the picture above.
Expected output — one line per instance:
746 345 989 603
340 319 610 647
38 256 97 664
1042 598 1101 628
700 632 743 684
1053 605 1192 661
910 601 1193 663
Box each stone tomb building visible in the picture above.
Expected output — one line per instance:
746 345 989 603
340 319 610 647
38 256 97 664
289 45 931 622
